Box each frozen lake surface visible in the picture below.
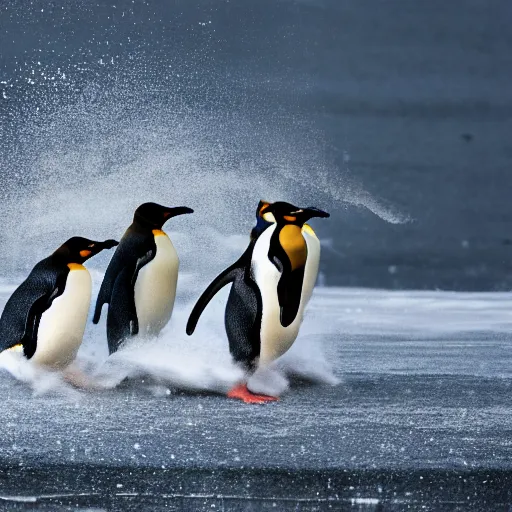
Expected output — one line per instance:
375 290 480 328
1 286 512 510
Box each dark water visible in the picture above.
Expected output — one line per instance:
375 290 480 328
2 466 512 511
1 0 511 290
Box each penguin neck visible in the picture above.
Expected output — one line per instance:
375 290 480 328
273 223 307 271
251 221 273 241
152 229 168 238
131 218 166 234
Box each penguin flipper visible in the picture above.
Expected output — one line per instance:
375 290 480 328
93 230 152 324
106 265 139 355
186 263 242 335
20 291 56 359
93 249 130 324
278 267 306 327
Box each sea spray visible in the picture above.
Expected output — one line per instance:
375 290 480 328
0 275 339 397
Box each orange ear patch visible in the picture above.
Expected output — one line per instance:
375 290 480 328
152 229 167 237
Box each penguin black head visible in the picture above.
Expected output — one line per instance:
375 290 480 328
250 200 275 240
54 237 119 264
134 202 194 229
262 201 330 226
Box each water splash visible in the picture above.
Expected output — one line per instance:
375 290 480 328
1 50 407 277
0 349 81 399
0 278 339 398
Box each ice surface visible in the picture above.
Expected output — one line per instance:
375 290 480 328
1 285 511 395
313 288 512 336
1 286 512 509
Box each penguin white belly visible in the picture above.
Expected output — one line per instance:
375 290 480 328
301 224 321 305
251 225 321 366
134 232 179 337
32 265 91 369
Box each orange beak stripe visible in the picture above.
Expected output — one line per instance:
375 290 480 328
80 250 92 258
283 215 297 222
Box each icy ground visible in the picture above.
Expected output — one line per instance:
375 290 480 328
1 286 512 510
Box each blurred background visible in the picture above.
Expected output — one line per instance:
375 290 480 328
1 0 511 290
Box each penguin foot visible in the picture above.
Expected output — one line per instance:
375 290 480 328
62 364 97 389
227 384 278 404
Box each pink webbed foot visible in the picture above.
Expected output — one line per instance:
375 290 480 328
227 384 279 404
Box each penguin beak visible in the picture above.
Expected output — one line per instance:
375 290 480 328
304 207 330 219
164 206 194 219
100 239 120 250
81 239 118 260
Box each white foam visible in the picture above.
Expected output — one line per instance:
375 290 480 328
81 295 338 398
3 285 512 396
0 273 339 398
0 349 81 399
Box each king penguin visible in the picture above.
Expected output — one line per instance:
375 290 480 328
0 237 118 369
186 201 329 403
93 202 193 354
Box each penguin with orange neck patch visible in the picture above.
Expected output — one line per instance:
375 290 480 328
187 201 329 403
0 237 118 368
93 202 193 354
